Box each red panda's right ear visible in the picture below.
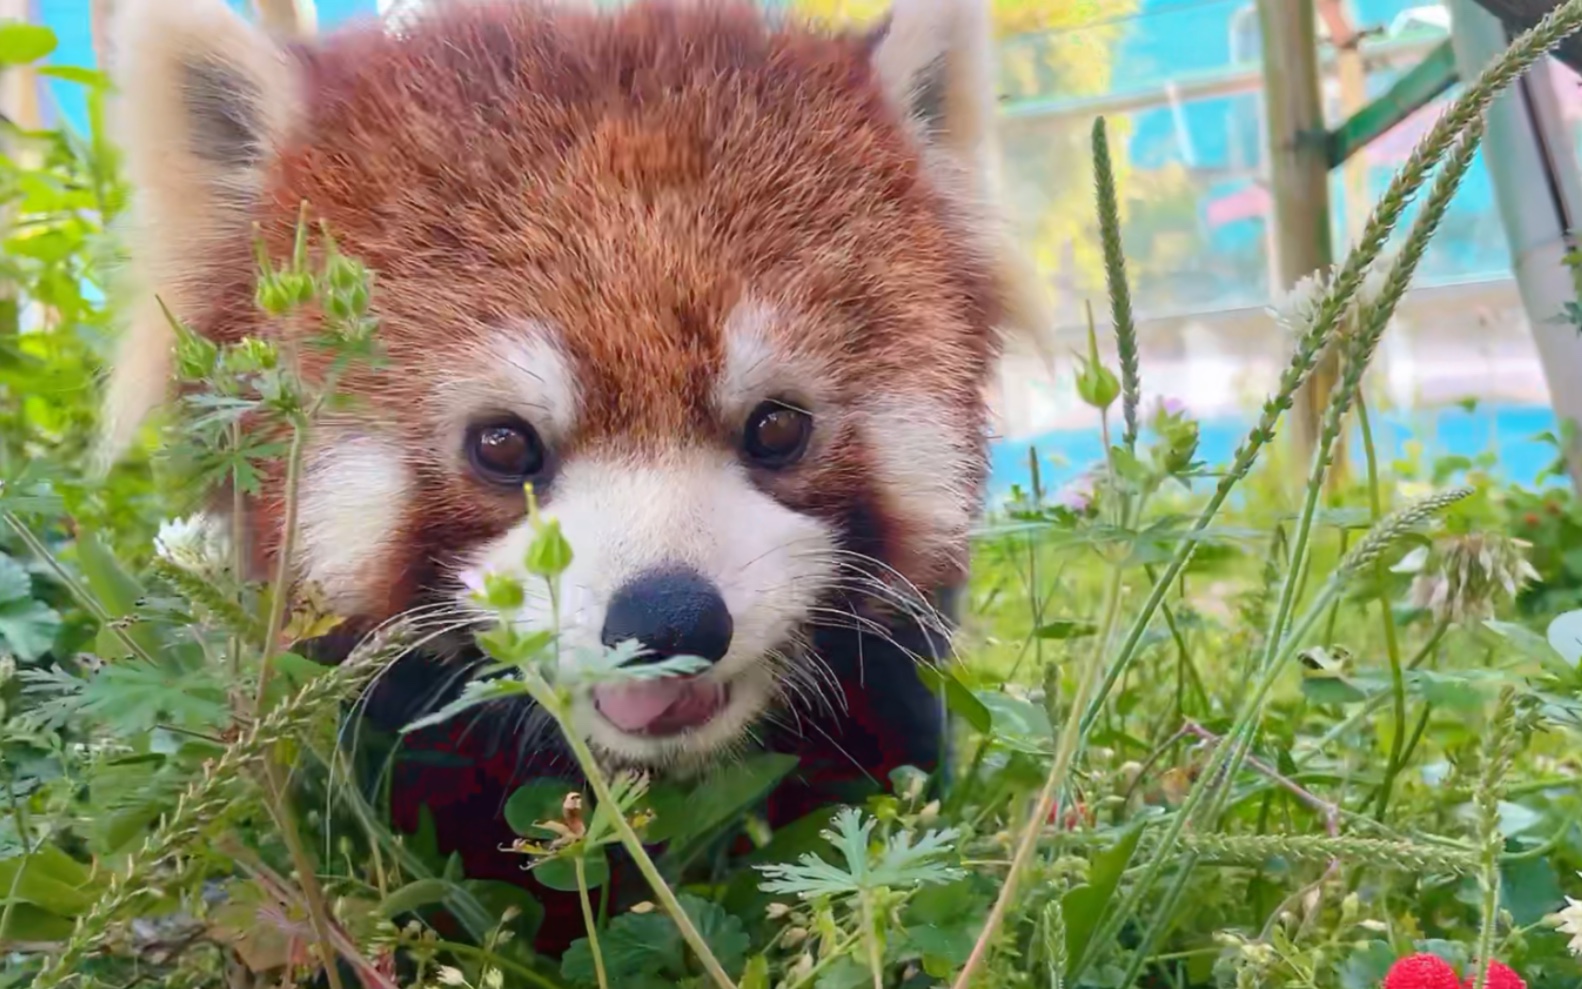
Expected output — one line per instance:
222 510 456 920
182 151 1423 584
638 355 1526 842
97 0 305 473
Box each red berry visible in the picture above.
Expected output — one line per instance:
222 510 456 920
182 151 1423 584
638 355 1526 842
1464 961 1525 989
1383 954 1461 989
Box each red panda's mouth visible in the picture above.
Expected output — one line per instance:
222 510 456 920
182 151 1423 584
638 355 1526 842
591 677 729 737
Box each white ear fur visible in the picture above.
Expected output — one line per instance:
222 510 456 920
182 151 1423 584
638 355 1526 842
868 0 1055 370
97 0 302 471
868 0 997 179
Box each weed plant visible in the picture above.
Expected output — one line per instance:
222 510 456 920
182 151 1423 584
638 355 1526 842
2 7 1582 989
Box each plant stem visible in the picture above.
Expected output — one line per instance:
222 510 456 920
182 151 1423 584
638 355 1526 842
556 716 737 989
256 418 308 710
860 892 884 989
1357 396 1409 821
230 418 247 680
951 561 1127 989
2 511 158 668
784 931 866 989
260 762 346 989
1471 689 1518 989
0 764 35 945
433 942 566 989
574 856 610 989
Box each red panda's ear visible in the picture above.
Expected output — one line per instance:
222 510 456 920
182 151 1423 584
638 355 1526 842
865 0 996 184
97 0 305 472
866 0 1055 374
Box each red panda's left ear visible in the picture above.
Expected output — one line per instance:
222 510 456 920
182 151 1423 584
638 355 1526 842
865 0 996 180
866 0 1055 372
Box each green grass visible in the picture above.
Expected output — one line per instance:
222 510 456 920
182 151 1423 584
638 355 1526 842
3 7 1582 989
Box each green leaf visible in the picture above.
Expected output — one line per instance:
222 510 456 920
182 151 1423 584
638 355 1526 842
401 677 532 734
1062 823 1145 968
905 922 977 965
79 660 229 733
974 691 1054 753
0 903 74 941
739 956 771 989
460 879 545 940
534 849 608 893
914 664 992 733
35 64 108 87
562 911 683 987
377 878 452 919
1499 845 1563 925
815 957 871 989
72 530 142 617
647 752 798 850
1546 609 1582 667
1033 619 1098 640
0 553 32 602
505 778 578 838
73 531 163 663
1300 672 1369 706
684 893 750 975
1338 941 1396 989
1407 670 1487 712
0 845 99 916
0 558 60 659
0 23 56 65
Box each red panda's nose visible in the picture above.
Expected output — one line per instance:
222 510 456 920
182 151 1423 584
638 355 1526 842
601 567 734 665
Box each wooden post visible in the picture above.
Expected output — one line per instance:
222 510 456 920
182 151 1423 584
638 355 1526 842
252 0 317 35
1318 0 1371 249
1257 0 1341 482
90 0 116 72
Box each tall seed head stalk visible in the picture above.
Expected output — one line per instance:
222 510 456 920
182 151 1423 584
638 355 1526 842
1472 688 1526 989
1091 117 1140 452
29 626 416 989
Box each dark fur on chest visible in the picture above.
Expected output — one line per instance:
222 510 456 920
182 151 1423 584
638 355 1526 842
322 592 957 955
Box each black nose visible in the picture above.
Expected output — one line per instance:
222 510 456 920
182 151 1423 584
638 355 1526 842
600 568 734 664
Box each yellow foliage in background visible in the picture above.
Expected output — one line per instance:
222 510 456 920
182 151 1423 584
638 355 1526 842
788 0 1164 327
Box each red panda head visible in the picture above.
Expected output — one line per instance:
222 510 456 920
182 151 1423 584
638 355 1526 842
105 0 1047 768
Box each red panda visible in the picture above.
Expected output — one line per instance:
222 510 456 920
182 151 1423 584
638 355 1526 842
104 0 1046 955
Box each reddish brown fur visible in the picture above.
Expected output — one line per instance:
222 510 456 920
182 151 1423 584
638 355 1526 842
195 1 1002 619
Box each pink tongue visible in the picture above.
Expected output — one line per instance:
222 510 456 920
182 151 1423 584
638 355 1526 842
593 678 725 735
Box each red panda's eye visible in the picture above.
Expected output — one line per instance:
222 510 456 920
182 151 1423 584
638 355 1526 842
466 419 546 485
742 401 812 468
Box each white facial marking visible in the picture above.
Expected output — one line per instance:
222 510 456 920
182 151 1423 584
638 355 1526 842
297 431 410 615
465 450 838 769
433 325 579 453
716 298 835 420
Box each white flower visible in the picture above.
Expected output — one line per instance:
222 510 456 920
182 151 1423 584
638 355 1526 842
1268 268 1331 334
435 967 469 988
481 969 504 989
1268 244 1400 339
1356 242 1401 313
153 514 231 576
1550 887 1582 957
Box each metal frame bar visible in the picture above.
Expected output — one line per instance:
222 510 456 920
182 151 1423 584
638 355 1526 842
1326 39 1461 167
